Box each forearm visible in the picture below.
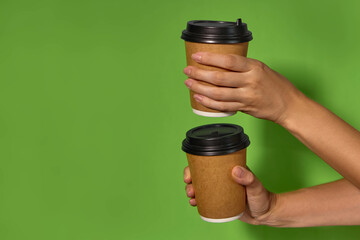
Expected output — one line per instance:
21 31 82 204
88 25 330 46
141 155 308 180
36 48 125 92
280 93 360 187
260 179 360 227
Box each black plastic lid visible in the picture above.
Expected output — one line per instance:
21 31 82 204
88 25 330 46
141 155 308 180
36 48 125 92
182 123 250 156
181 18 253 44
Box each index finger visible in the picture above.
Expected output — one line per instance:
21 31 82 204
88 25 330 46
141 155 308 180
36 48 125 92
191 52 254 72
184 166 192 183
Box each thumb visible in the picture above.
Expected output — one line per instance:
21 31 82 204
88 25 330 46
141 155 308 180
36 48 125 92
231 166 266 196
232 166 273 220
232 166 255 186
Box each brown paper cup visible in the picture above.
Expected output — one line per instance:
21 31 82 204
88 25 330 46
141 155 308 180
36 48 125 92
184 41 249 117
186 148 247 222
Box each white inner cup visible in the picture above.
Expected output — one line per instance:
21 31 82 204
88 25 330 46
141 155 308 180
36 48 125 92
200 212 244 223
192 109 236 117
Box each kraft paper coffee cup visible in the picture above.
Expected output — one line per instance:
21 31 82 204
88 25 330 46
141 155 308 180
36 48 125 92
181 18 253 117
182 123 250 223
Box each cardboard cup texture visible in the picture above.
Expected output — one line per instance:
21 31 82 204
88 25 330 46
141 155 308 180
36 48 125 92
184 41 249 117
186 148 247 222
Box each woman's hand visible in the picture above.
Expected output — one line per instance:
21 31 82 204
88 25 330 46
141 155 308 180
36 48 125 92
183 165 278 225
183 52 305 124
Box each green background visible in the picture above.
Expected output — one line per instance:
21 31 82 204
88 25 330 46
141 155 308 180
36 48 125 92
0 0 359 239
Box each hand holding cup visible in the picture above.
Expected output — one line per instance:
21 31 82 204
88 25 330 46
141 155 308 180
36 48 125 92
184 165 277 225
184 52 302 124
181 18 252 117
182 123 250 222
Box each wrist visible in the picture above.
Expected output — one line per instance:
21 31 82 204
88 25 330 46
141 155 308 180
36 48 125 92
275 90 312 130
254 192 280 226
255 193 292 227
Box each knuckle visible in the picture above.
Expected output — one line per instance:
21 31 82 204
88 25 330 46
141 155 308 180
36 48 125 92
201 52 209 62
216 103 225 112
247 172 255 183
217 103 227 112
210 88 224 100
252 60 266 72
240 77 252 87
247 77 260 88
191 68 200 79
241 89 256 105
224 54 237 69
213 71 225 84
246 94 256 106
189 80 199 91
251 219 261 226
217 102 231 112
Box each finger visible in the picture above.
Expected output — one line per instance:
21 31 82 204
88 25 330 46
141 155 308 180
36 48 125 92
191 52 255 72
185 184 195 198
185 79 239 101
183 66 249 87
184 166 192 184
232 166 267 196
193 94 245 112
189 198 197 206
238 213 260 225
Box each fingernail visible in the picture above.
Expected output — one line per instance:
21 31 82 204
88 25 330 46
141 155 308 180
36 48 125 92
233 166 244 178
184 67 191 75
194 94 202 102
185 79 192 88
187 189 191 196
192 53 202 62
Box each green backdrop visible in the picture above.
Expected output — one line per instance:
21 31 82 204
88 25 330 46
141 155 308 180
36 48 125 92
0 0 360 239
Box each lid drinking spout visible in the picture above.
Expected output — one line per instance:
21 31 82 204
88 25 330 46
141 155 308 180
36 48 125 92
236 18 242 26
